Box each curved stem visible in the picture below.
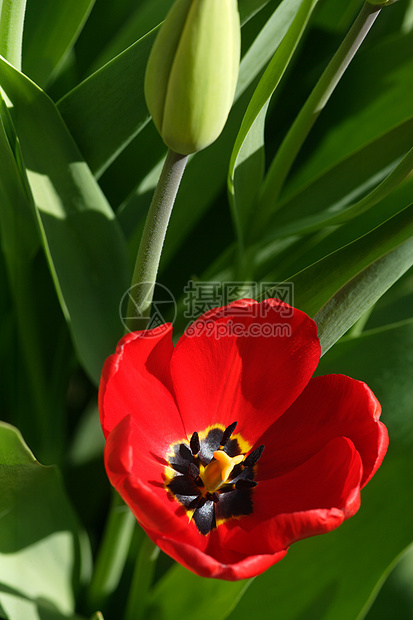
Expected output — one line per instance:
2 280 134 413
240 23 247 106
255 1 382 233
90 148 187 613
126 149 188 332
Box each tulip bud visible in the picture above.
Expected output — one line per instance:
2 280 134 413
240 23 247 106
144 0 241 155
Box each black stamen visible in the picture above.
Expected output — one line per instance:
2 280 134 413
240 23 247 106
170 463 189 475
206 492 220 503
190 431 200 455
235 479 257 489
244 445 265 467
229 464 243 479
221 421 238 446
188 496 201 510
194 477 204 488
188 463 200 479
179 444 193 461
219 484 235 493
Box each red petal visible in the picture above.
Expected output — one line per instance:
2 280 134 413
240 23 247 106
105 415 192 538
99 324 185 451
150 530 288 580
258 374 388 487
170 299 320 442
105 415 286 580
224 436 362 555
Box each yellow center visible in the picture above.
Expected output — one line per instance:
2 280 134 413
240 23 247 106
200 450 244 493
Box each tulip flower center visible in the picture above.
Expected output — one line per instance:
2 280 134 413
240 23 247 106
165 421 264 535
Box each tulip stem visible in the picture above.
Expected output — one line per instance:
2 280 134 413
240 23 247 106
124 535 159 620
126 148 188 332
254 1 382 234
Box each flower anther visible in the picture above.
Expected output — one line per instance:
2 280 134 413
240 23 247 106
165 422 264 534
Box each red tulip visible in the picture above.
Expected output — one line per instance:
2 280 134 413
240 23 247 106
99 299 388 580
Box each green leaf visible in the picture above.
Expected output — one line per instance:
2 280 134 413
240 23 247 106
364 543 413 620
0 422 91 617
268 135 413 238
147 564 251 620
0 57 130 384
235 0 308 100
287 204 413 336
0 0 26 70
288 30 413 194
270 116 413 228
228 0 317 237
227 319 413 620
258 173 413 288
0 97 59 459
58 28 156 178
0 97 38 260
314 237 413 354
22 0 96 88
238 0 274 23
0 592 87 620
82 0 171 76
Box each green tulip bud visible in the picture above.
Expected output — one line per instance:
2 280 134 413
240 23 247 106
144 0 241 155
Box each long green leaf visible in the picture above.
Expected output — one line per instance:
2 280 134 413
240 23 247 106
289 204 413 318
58 28 156 178
287 29 413 194
364 543 413 620
258 175 413 288
0 0 26 70
22 0 96 87
0 97 59 458
268 117 413 237
0 422 90 617
235 0 307 100
257 1 383 225
148 565 250 620
315 237 413 354
269 143 413 238
228 0 318 237
0 56 130 384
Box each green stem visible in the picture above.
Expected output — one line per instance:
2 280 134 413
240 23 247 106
255 1 382 233
0 0 27 70
124 536 159 620
88 149 187 613
87 493 136 614
126 149 188 332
